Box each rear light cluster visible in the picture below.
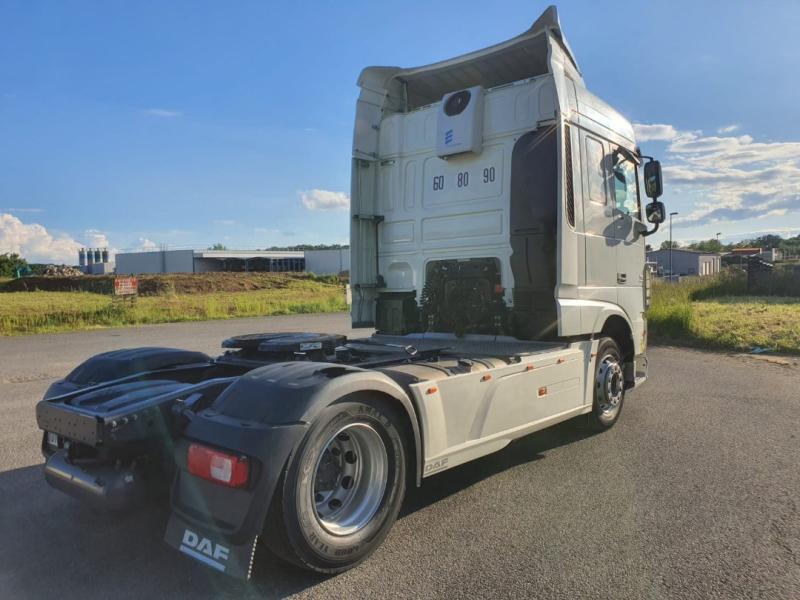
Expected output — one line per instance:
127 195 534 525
187 443 249 488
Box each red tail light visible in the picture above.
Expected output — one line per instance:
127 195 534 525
187 443 249 488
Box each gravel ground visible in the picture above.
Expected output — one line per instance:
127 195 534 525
1 313 798 599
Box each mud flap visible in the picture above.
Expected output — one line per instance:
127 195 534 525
164 514 258 580
634 353 648 386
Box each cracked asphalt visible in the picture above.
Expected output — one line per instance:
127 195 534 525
1 313 798 599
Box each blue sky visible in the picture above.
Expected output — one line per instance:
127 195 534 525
1 0 799 262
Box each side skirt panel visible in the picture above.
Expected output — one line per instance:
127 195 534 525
422 404 591 476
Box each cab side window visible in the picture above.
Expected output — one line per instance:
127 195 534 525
585 136 607 205
612 153 640 219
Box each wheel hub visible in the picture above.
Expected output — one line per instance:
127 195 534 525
596 355 624 416
312 423 388 536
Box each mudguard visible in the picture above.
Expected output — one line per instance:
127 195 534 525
64 347 212 386
165 361 422 579
44 347 213 399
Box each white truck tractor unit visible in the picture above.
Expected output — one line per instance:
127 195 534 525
35 6 666 579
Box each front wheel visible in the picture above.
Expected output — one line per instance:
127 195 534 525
263 398 407 573
588 337 625 430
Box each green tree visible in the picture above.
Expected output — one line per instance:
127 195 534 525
687 239 724 253
778 235 800 257
660 240 680 250
752 234 783 250
208 243 227 250
261 244 350 251
0 252 28 278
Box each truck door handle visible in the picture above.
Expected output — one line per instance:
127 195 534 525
617 273 627 283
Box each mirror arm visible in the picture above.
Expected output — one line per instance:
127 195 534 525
616 146 641 165
641 221 660 237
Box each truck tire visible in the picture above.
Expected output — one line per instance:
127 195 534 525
263 397 407 573
589 337 625 430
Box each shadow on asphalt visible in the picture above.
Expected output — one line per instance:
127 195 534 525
401 417 595 516
0 418 597 599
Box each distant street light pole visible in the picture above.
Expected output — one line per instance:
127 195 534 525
669 212 679 280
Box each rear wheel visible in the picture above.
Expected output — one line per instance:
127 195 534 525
263 398 407 573
589 337 625 430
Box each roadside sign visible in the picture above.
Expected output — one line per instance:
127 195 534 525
113 276 138 306
114 276 138 296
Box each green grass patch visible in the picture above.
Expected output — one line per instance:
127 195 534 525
649 273 800 354
692 296 800 354
0 280 347 336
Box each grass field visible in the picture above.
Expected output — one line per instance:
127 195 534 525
0 276 347 335
648 272 800 354
3 270 799 353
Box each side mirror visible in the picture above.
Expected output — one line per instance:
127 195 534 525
645 201 666 224
644 160 663 199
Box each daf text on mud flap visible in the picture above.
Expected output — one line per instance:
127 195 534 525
179 529 230 572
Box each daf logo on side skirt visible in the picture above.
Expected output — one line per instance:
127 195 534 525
180 529 230 572
425 458 448 474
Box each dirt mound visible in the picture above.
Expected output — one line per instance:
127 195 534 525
42 265 85 277
139 273 297 295
1 276 114 293
0 272 340 296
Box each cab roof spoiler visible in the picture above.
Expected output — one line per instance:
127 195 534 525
358 6 582 111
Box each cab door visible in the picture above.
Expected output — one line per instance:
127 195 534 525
580 132 617 304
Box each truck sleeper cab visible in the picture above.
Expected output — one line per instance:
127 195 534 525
36 6 665 580
351 8 653 384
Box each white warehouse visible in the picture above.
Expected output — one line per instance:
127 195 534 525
646 249 721 277
115 248 350 275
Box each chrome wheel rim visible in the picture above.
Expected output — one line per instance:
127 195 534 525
312 423 388 536
596 353 624 419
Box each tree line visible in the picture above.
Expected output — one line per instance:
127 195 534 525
0 253 29 278
654 234 800 255
207 243 349 251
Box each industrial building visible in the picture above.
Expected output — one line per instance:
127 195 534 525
646 249 721 277
113 248 350 275
78 248 114 274
723 247 783 266
304 248 350 275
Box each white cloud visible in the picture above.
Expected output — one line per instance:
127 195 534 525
254 227 294 236
636 122 800 226
633 123 679 142
299 189 350 211
83 229 111 249
0 213 82 263
0 215 118 263
212 219 238 226
137 237 158 250
142 108 182 118
717 124 740 134
1 207 44 213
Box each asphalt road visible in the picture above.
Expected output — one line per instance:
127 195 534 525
1 313 798 599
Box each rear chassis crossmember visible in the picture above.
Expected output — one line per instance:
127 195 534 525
38 375 235 510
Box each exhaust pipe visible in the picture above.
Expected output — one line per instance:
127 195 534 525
43 450 147 512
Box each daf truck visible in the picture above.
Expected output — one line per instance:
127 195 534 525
36 6 666 579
